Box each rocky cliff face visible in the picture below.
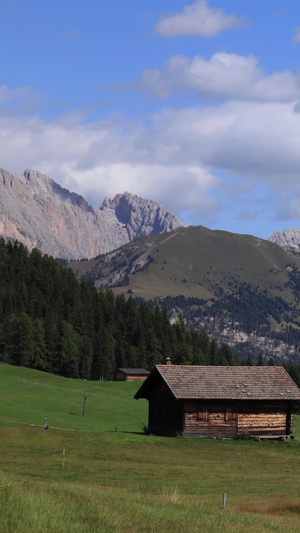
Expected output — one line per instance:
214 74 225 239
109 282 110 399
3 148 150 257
269 228 300 253
0 168 184 259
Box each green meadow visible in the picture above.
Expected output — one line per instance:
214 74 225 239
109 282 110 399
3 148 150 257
0 364 147 433
1 364 300 532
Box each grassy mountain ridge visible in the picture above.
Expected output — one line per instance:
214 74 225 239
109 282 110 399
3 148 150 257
70 225 300 300
69 225 300 362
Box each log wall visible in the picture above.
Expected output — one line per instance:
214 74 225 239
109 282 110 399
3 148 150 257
237 401 288 436
126 375 148 381
183 400 290 438
114 372 148 381
146 397 292 438
183 401 237 438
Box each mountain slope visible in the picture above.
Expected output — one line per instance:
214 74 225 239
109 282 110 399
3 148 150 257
0 168 184 259
69 225 300 362
73 225 298 298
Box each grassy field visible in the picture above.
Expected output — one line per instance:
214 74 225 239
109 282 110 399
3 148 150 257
0 364 148 433
1 364 300 532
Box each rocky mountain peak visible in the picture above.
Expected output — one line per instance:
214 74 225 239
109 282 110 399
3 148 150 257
100 191 182 241
268 228 300 252
0 168 184 260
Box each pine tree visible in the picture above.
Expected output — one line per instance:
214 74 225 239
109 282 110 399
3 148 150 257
58 321 81 378
257 353 264 366
209 339 219 365
31 318 49 370
5 312 35 367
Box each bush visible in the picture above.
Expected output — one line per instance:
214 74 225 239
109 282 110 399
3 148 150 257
142 423 150 435
237 431 251 440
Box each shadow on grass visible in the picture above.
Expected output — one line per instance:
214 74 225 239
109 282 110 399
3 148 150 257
111 430 145 435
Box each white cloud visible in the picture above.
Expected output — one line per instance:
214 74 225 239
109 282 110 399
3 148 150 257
69 164 220 214
147 101 300 185
1 92 300 224
156 0 244 38
140 53 300 102
0 108 220 214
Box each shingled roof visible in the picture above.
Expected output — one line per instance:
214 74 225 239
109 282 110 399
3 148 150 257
134 365 300 401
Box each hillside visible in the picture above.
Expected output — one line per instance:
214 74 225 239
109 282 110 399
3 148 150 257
0 168 184 259
73 225 299 298
0 238 239 380
0 364 147 433
69 225 300 363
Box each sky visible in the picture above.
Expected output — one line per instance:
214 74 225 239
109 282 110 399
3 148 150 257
1 0 300 239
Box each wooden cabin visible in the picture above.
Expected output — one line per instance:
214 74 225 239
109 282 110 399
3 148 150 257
114 368 150 382
134 364 300 438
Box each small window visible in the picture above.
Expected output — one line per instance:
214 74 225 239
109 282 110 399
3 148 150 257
225 408 237 421
197 407 209 421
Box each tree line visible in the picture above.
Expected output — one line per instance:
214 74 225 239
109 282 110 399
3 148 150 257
1 239 300 387
0 239 241 379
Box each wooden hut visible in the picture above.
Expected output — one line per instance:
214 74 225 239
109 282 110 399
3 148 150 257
134 364 300 438
114 368 150 382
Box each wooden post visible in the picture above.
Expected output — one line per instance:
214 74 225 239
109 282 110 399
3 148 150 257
222 493 227 510
62 448 66 472
82 392 88 417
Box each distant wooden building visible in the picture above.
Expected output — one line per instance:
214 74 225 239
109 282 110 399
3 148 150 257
134 364 300 438
114 368 150 382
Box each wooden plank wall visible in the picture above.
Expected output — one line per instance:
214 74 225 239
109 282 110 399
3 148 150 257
115 373 148 381
184 401 237 438
238 401 288 436
183 400 289 438
126 375 148 381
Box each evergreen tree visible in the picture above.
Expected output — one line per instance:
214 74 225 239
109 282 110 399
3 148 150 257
257 353 264 366
245 355 253 366
209 339 219 365
58 321 81 378
5 312 34 367
0 239 240 379
31 318 49 370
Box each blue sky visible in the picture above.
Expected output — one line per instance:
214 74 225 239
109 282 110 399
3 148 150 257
1 0 300 239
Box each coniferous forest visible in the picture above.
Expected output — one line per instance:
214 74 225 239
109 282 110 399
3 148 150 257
1 238 300 386
0 239 242 379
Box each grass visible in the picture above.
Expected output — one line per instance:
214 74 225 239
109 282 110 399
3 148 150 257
70 225 300 302
1 428 300 532
0 364 148 433
1 364 300 532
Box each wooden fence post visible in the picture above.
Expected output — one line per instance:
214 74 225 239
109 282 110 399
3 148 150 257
62 448 66 472
222 493 227 510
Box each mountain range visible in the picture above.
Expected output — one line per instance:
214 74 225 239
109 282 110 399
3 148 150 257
2 167 300 363
0 168 183 260
68 225 300 364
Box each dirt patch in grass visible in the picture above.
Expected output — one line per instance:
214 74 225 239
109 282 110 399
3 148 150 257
239 500 300 515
